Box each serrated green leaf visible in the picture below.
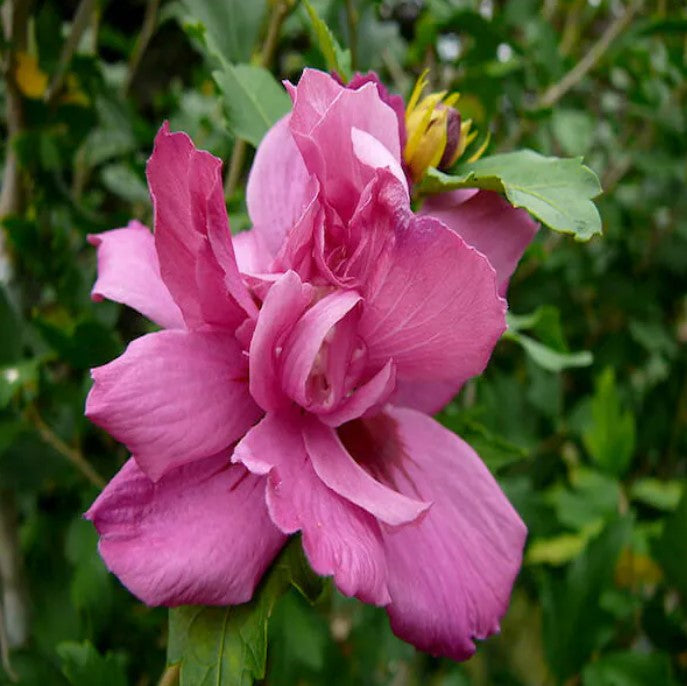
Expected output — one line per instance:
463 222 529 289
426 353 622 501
583 368 636 477
303 0 351 81
213 62 291 148
57 641 127 686
168 538 322 686
421 150 603 240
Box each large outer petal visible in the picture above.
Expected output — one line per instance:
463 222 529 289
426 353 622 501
86 455 286 606
246 115 312 258
86 330 261 481
341 408 527 661
146 123 254 329
359 214 506 383
233 412 390 605
288 69 402 221
88 221 184 330
421 189 539 296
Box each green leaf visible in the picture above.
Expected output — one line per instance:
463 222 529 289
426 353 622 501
303 0 352 81
542 518 632 682
421 150 603 240
168 538 323 686
213 62 291 148
57 641 127 686
653 487 687 599
582 650 677 686
583 368 636 477
180 0 266 64
630 478 682 512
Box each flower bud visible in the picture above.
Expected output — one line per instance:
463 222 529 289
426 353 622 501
403 70 483 182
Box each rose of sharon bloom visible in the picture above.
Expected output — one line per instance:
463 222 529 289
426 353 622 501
85 69 537 661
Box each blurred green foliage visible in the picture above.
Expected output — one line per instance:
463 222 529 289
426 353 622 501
0 0 686 684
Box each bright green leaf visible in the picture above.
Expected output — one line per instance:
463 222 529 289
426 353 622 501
213 62 291 148
583 368 636 477
421 150 603 240
630 478 682 511
303 0 352 81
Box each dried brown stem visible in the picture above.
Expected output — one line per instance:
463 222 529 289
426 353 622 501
537 2 638 109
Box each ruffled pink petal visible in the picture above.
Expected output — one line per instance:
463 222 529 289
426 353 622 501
422 189 539 296
288 69 402 221
341 408 527 661
246 115 312 258
233 412 390 605
249 271 314 412
351 128 407 193
302 418 430 526
88 221 184 330
345 72 407 150
360 214 506 384
146 123 253 329
86 454 286 606
280 289 361 409
86 330 261 481
319 359 397 427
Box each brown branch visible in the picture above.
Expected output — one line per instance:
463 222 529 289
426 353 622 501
536 2 638 109
121 0 161 97
26 405 106 489
45 0 95 104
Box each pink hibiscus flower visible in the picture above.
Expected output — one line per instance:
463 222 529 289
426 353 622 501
85 69 536 661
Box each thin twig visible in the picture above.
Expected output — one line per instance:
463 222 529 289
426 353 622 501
0 491 28 651
344 0 358 72
224 0 293 199
0 601 18 683
158 664 180 686
45 0 95 104
121 0 161 97
536 2 638 109
26 405 106 489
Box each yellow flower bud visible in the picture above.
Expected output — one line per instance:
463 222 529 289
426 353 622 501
403 70 486 182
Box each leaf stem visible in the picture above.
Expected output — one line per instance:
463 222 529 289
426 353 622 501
121 0 161 97
224 0 293 200
536 2 637 109
45 0 96 104
157 664 180 686
26 405 106 489
344 0 358 72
